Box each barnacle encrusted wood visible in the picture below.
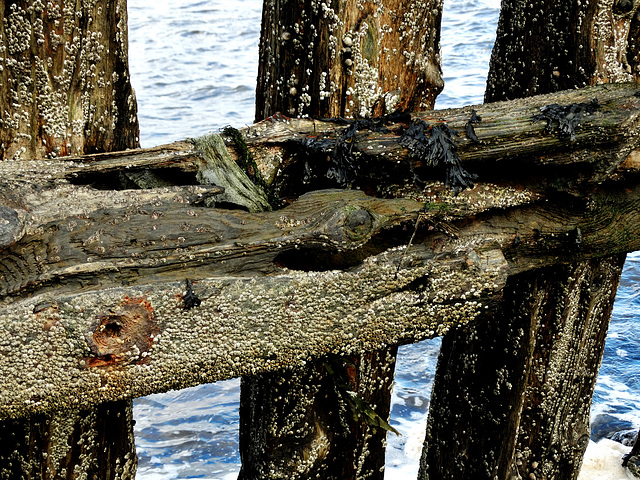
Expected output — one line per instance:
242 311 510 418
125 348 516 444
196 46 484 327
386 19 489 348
0 240 508 419
84 296 158 367
1 83 640 418
255 0 444 120
0 0 139 160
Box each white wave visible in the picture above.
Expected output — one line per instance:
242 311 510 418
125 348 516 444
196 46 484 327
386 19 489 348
385 414 426 479
578 439 632 480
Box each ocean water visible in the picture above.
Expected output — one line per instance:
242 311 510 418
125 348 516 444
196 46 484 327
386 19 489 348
127 1 639 478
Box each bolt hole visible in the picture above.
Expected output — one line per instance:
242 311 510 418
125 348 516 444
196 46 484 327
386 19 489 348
101 318 123 337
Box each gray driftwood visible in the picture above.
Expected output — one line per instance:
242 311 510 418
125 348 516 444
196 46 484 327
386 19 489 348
1 83 640 419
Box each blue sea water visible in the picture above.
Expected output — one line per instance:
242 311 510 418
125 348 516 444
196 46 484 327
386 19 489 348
127 1 639 478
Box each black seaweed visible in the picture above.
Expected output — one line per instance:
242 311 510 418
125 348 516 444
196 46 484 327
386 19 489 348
183 279 201 310
469 110 482 123
301 132 360 187
533 98 599 141
305 110 412 187
465 109 482 143
513 232 521 246
327 118 391 184
399 120 477 194
327 128 360 186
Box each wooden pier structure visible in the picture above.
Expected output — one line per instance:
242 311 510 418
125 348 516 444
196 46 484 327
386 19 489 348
1 0 639 479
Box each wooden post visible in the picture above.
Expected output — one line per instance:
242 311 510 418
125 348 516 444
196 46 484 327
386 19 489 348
0 1 139 478
485 0 640 102
239 348 398 479
419 258 625 479
0 400 137 480
0 0 139 159
255 0 444 120
241 1 443 478
2 2 640 478
420 0 639 479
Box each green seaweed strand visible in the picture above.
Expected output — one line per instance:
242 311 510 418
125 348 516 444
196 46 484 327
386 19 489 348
223 126 278 207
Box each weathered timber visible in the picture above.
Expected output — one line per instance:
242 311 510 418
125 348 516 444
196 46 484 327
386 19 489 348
43 82 640 198
0 400 137 479
419 255 624 479
0 2 141 477
421 1 639 479
0 0 140 160
246 1 444 476
1 84 640 421
486 0 640 102
239 347 398 479
0 187 508 418
255 0 443 121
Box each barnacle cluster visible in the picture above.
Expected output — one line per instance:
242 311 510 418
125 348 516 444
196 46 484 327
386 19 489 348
0 238 505 419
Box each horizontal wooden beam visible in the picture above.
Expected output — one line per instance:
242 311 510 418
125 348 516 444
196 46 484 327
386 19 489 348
1 83 640 418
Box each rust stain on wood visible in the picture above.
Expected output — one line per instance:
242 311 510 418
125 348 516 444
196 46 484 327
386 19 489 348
84 296 158 368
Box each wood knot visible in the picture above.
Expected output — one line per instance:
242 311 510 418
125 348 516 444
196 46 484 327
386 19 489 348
0 206 23 249
84 296 158 368
344 208 373 241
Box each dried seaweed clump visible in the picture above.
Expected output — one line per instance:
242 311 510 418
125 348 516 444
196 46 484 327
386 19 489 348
183 278 202 310
399 120 477 194
533 98 599 141
304 111 411 187
465 109 483 143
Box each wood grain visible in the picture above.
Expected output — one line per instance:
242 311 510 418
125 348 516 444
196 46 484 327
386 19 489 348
0 83 639 417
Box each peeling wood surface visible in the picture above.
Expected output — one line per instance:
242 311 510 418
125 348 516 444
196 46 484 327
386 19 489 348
1 83 640 418
248 83 640 189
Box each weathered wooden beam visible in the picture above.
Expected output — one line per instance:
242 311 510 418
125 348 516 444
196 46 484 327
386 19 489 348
1 83 639 419
0 187 509 417
55 83 640 195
